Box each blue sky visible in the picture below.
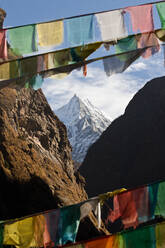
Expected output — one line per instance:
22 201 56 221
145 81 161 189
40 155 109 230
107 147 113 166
1 0 165 120
1 0 161 27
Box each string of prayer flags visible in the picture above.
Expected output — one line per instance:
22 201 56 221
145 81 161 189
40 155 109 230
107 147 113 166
8 25 38 56
156 2 165 29
95 10 127 42
63 222 165 248
37 20 64 47
66 15 94 46
0 35 163 85
125 4 154 33
0 30 7 60
1 198 100 247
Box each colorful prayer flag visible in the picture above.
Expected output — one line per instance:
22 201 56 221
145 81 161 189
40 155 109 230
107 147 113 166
66 15 94 46
37 21 64 47
8 25 38 56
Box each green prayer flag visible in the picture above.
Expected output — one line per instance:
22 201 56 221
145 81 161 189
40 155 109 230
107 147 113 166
123 225 156 248
115 35 137 61
56 204 80 245
8 25 38 56
156 3 165 29
155 181 165 217
149 183 159 218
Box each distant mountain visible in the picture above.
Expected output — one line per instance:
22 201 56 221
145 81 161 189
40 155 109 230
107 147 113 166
56 95 111 166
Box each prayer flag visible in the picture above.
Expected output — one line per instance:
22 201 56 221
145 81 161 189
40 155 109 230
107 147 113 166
107 191 138 229
115 35 137 61
149 183 159 218
123 225 156 248
125 4 154 33
103 49 143 77
27 74 44 90
8 25 38 55
115 35 137 53
95 10 127 42
156 222 165 248
56 205 81 245
66 15 94 46
155 181 165 217
20 56 37 76
0 62 10 80
156 3 165 29
85 235 122 248
70 42 101 62
3 217 37 248
137 32 160 59
43 210 60 248
37 21 64 47
0 30 7 60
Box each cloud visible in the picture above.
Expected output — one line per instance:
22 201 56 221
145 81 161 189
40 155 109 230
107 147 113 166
42 50 165 120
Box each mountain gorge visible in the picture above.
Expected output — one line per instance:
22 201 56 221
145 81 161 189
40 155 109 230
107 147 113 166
80 76 165 197
56 95 111 165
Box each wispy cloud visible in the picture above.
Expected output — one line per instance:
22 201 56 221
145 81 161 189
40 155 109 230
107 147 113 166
42 51 165 120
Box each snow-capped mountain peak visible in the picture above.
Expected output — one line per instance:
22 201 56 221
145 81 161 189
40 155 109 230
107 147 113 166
55 95 111 165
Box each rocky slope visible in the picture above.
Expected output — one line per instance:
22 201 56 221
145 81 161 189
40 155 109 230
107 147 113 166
56 95 111 165
0 86 107 240
80 76 165 197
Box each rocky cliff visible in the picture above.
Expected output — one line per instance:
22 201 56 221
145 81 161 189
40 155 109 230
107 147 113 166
80 76 165 197
0 86 106 240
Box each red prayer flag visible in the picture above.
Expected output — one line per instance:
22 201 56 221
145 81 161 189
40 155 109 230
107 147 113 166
0 29 7 60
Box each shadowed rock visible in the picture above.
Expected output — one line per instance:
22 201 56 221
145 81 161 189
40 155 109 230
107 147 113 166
80 76 165 197
0 86 106 240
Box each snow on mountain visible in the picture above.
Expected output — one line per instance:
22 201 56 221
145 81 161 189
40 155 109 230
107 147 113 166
55 94 111 166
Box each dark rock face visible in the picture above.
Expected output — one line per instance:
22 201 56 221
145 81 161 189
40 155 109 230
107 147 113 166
0 87 87 219
80 76 165 197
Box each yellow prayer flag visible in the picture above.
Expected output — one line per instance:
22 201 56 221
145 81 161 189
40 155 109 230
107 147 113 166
0 62 10 80
156 223 165 248
3 215 46 248
37 21 64 47
3 217 35 248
